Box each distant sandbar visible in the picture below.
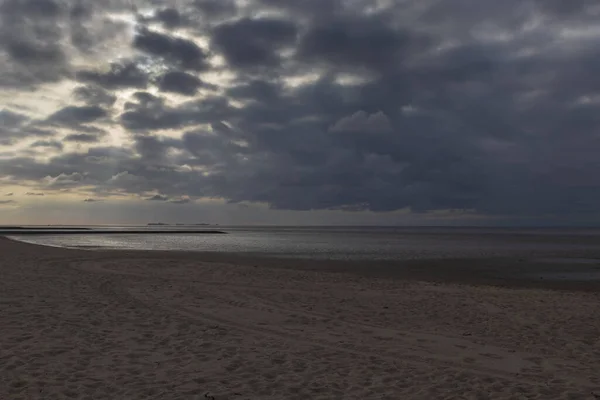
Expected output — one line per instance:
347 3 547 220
0 229 227 235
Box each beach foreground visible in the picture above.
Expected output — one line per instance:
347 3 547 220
1 238 599 399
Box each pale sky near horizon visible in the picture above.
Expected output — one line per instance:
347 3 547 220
1 0 600 226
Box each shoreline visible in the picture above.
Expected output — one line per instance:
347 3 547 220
1 236 599 398
4 235 600 293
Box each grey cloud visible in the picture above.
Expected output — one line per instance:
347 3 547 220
25 192 45 196
77 125 107 134
133 28 209 71
2 0 61 18
0 200 17 205
329 111 393 133
69 3 131 52
73 85 117 106
181 129 247 168
2 129 55 146
64 133 104 143
0 0 68 87
1 0 600 222
69 0 92 19
0 109 29 128
146 194 169 201
31 140 64 151
83 198 101 202
121 94 232 131
86 146 135 160
23 127 56 137
415 43 497 84
147 7 184 29
531 0 598 17
225 79 282 104
1 0 62 17
255 0 344 20
193 0 237 18
44 172 87 189
127 91 163 107
46 106 107 126
296 17 419 74
1 110 54 145
169 197 191 204
0 146 136 189
133 135 183 164
0 0 133 88
76 62 148 89
5 193 14 196
5 40 63 64
156 71 205 96
212 17 298 69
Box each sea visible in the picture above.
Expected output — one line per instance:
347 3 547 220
8 226 600 262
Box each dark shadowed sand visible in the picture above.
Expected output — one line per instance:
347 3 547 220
1 237 600 399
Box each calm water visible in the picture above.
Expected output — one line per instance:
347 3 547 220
9 226 600 262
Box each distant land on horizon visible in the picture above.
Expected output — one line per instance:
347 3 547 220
147 223 213 226
0 226 93 230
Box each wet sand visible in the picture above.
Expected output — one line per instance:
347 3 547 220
1 237 599 399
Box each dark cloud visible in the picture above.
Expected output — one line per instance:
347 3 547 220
329 111 393 133
64 133 104 143
3 130 55 146
5 40 64 64
73 85 117 106
151 7 184 29
193 0 237 19
296 17 418 74
22 127 55 137
83 198 101 202
133 28 210 71
5 193 14 196
146 194 169 201
0 109 29 128
225 79 282 103
77 125 107 134
255 0 342 18
533 0 598 17
31 140 64 151
25 192 45 196
1 110 54 145
127 91 163 107
133 135 183 164
1 0 62 17
156 71 205 96
69 4 130 52
46 106 107 126
0 200 16 205
0 0 132 88
0 0 68 87
1 0 600 223
76 62 149 89
121 93 232 131
69 0 92 19
212 17 298 69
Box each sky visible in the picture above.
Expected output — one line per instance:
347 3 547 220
1 0 600 226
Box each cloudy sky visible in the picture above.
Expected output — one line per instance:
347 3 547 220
0 0 599 226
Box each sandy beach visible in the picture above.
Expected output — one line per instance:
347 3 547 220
1 237 599 399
